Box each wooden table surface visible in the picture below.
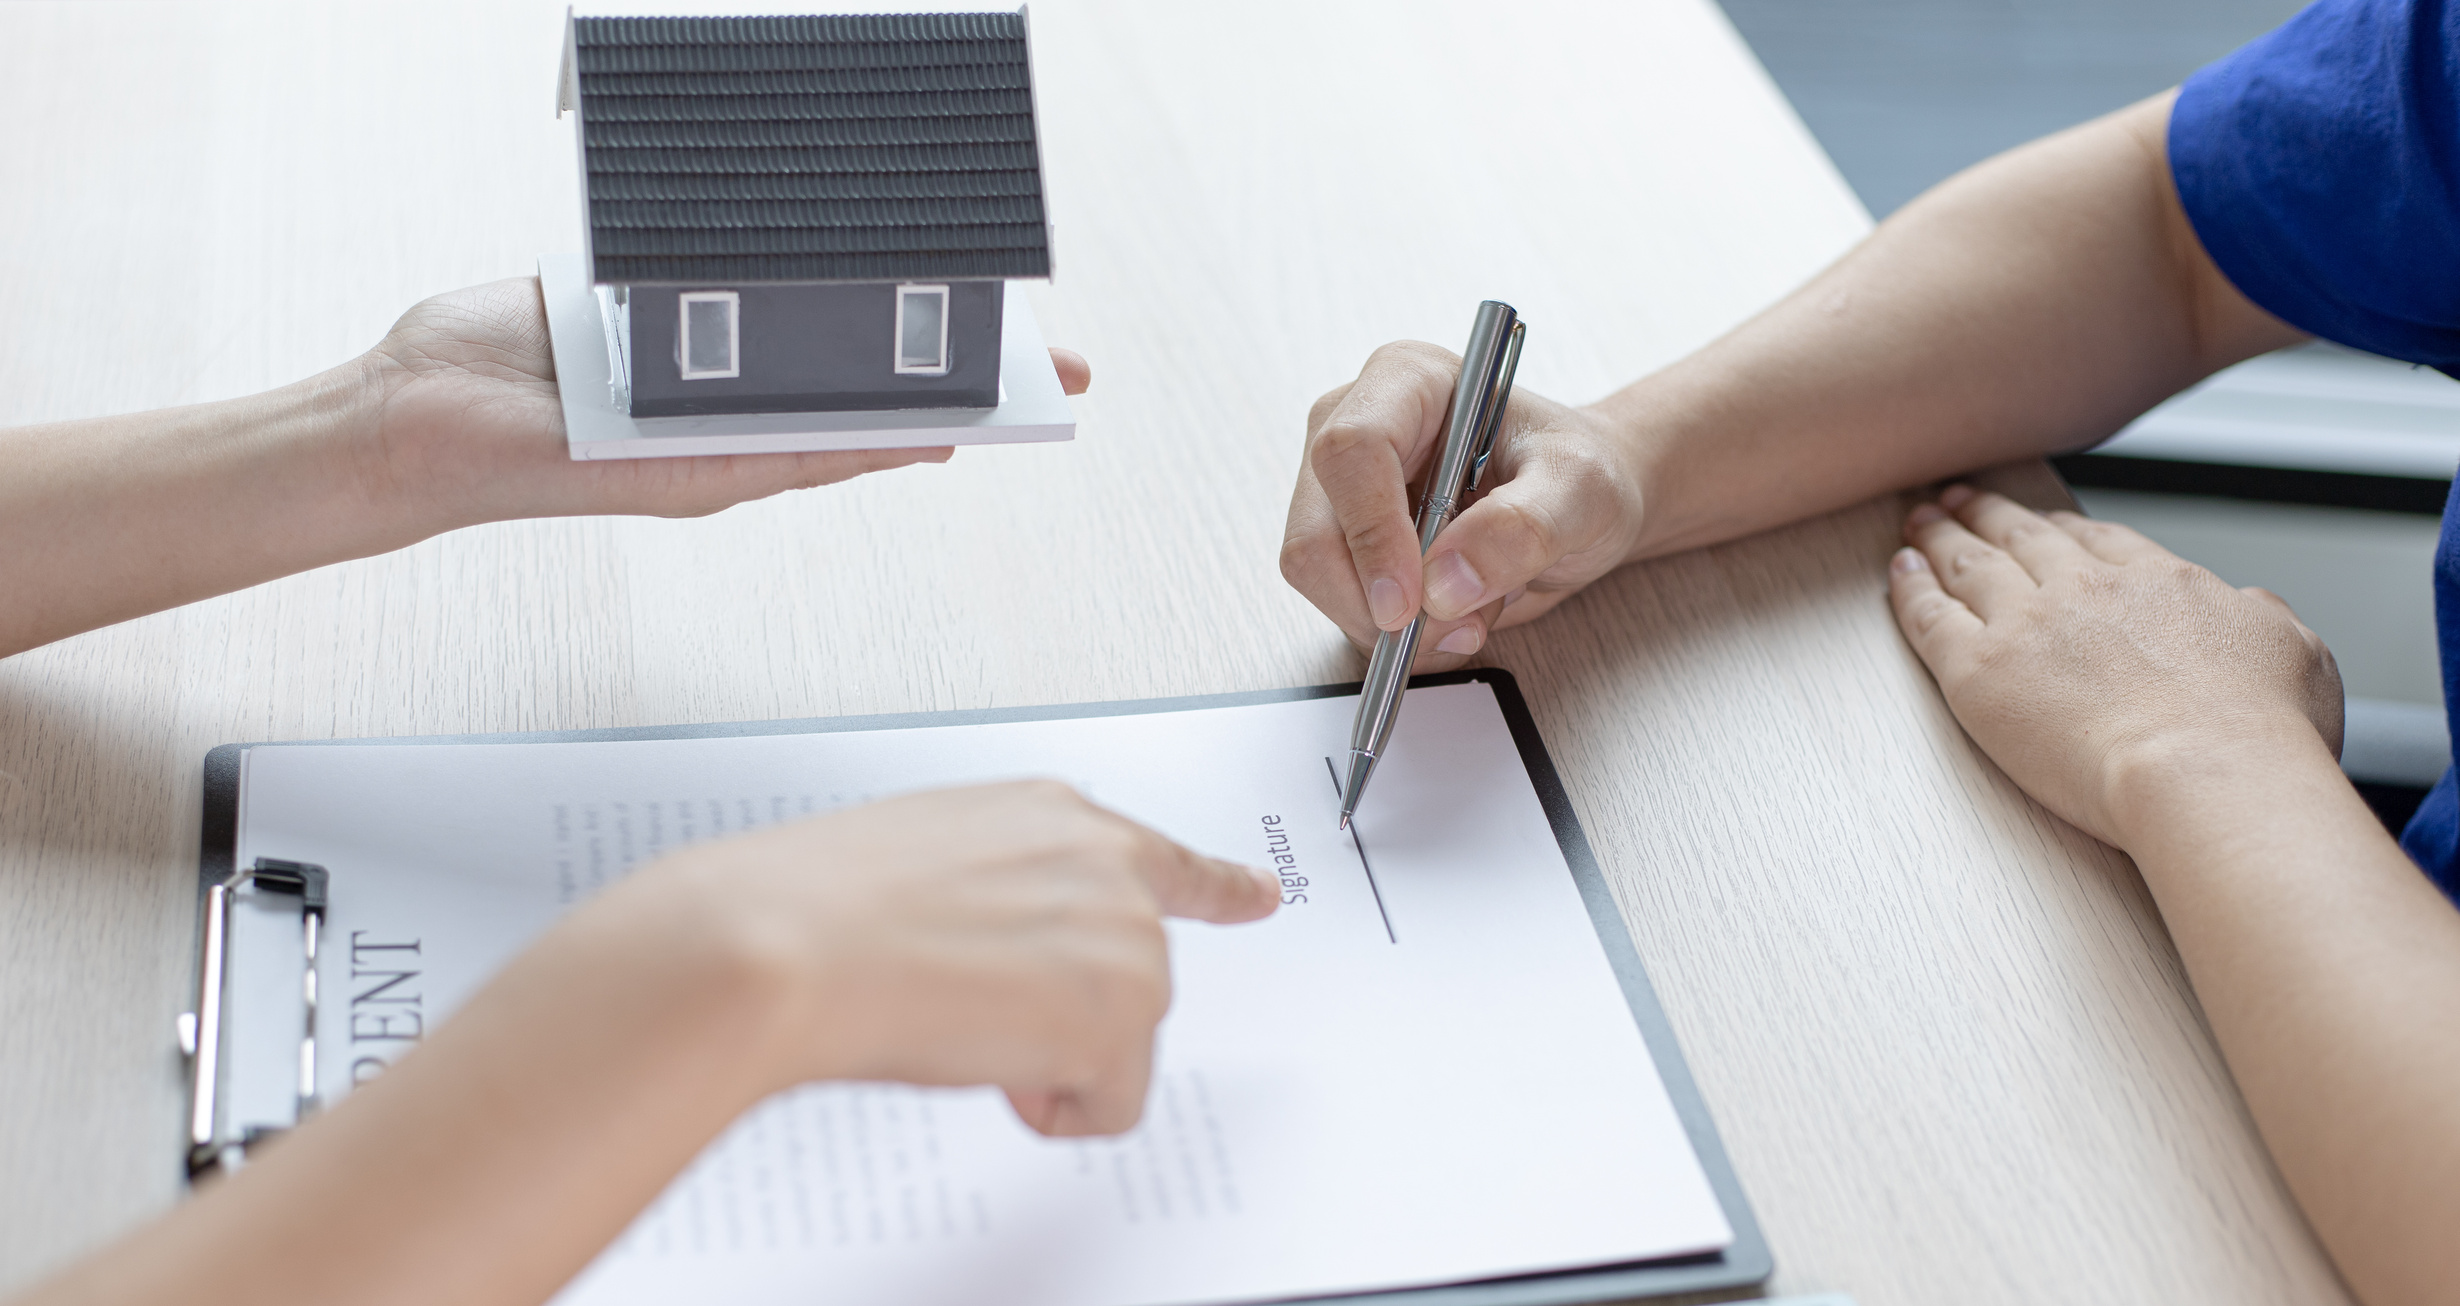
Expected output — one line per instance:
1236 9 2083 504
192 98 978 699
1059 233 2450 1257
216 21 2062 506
0 2 2350 1302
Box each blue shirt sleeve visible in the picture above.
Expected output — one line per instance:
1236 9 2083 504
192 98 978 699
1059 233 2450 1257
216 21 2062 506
2169 0 2460 367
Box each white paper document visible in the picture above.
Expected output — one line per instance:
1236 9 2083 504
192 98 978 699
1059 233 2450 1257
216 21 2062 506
224 681 1732 1306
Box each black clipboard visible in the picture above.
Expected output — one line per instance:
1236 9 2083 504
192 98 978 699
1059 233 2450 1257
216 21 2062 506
194 667 1771 1304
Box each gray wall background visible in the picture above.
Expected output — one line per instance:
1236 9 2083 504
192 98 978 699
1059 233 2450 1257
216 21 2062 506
1719 0 2307 219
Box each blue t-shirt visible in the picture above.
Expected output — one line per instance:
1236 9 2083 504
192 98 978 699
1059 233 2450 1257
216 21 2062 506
2169 0 2460 898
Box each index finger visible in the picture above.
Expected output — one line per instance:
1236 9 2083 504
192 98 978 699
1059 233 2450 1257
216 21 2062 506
1131 826 1282 924
1292 342 1463 632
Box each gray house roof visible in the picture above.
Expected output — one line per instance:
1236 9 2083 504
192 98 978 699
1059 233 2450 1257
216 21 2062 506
567 12 1052 285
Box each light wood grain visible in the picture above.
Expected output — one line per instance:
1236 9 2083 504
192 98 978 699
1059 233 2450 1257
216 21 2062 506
0 2 2348 1302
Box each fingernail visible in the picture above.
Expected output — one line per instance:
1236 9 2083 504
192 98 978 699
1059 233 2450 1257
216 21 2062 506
1424 552 1486 617
1891 547 1928 574
1938 484 1975 509
1244 863 1280 894
1367 577 1407 628
1502 586 1529 608
1906 504 1946 527
1435 623 1484 656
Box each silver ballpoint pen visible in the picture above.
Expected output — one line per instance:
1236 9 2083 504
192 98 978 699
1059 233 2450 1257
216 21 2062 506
1338 301 1526 829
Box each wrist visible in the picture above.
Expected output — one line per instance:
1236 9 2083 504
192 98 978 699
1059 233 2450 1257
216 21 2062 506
1582 374 1711 564
2101 713 2351 856
592 841 859 1099
218 352 456 559
327 349 490 541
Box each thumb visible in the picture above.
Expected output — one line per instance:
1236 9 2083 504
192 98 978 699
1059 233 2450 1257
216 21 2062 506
1418 454 1622 622
1047 347 1091 396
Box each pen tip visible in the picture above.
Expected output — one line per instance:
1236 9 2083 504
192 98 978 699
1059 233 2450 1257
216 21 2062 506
1338 812 1351 831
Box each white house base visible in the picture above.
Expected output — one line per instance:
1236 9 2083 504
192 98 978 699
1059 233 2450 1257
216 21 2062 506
539 254 1078 461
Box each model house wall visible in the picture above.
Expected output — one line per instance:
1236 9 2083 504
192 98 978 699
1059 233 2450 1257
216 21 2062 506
625 281 1002 417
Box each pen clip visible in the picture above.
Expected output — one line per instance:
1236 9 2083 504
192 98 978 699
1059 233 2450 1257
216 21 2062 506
1466 319 1525 493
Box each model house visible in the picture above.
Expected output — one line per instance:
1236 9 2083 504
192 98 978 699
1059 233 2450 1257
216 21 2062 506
560 11 1053 419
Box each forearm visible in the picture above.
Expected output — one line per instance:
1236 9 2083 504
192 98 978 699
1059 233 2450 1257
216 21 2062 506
18 865 786 1306
10 783 1264 1306
0 273 1010 662
1614 92 2302 559
0 360 437 659
2119 735 2460 1306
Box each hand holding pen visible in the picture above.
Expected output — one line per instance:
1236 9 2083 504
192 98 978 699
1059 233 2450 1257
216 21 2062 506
1336 302 1526 826
1281 313 1647 673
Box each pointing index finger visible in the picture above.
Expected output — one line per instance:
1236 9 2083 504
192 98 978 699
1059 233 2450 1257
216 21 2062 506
1134 827 1281 924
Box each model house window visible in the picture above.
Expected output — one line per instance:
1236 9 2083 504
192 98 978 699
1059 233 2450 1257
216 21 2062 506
894 284 951 375
678 291 741 380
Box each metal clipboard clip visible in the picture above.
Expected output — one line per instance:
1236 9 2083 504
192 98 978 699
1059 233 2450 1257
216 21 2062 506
178 857 327 1179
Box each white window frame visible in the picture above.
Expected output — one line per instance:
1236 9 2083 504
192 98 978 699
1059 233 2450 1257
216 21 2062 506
893 284 952 376
676 290 741 380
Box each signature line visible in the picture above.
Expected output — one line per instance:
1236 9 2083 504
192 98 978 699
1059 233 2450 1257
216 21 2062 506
1324 756 1397 944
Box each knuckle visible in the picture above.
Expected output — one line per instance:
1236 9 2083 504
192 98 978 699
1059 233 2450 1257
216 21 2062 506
1278 533 1333 588
1904 592 1955 636
2311 637 2343 684
1125 825 1178 871
2156 557 2208 589
1966 635 2022 677
1015 778 1082 807
1370 339 1459 374
2072 567 2123 599
1277 536 1309 586
1310 419 1385 468
1306 384 1352 432
1338 514 1409 564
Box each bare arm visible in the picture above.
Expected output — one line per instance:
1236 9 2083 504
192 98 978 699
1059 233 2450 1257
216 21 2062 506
0 277 1093 661
1891 488 2460 1306
13 784 1277 1306
1280 91 2306 663
1616 89 2300 555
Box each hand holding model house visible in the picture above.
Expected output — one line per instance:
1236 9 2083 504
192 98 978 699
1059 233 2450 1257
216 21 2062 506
348 275 1089 529
542 11 1081 459
0 10 1093 658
